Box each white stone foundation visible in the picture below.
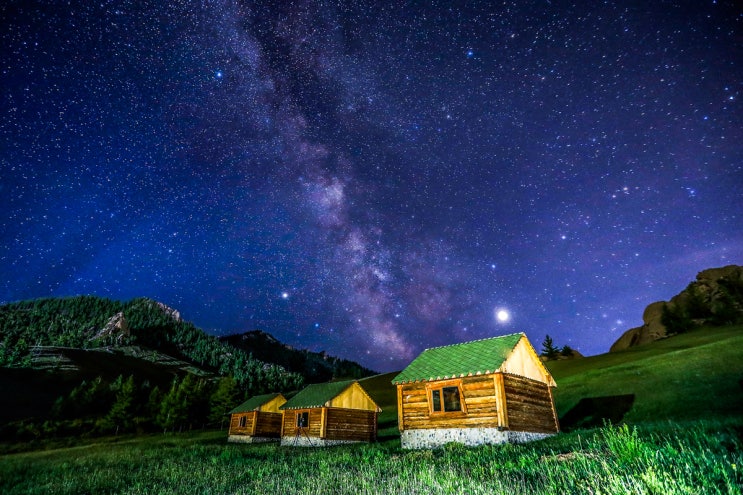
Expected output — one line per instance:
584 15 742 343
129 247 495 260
227 435 279 444
400 428 553 449
280 436 361 447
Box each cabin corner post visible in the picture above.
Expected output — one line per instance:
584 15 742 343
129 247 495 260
396 384 404 432
320 407 327 439
548 386 560 432
494 373 508 429
250 411 258 436
372 410 378 441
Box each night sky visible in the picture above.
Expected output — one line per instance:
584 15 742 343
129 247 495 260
2 1 741 372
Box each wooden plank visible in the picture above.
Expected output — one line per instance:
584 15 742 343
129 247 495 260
397 385 403 432
464 396 497 406
463 388 497 399
320 407 327 439
462 376 496 390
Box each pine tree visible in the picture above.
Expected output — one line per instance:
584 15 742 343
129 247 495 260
208 377 239 428
541 334 559 360
100 375 136 434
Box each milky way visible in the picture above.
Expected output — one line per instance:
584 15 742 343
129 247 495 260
1 1 741 371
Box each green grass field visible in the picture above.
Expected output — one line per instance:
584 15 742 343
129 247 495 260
0 422 740 494
1 325 742 494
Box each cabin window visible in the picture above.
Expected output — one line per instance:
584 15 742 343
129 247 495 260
296 411 309 428
239 416 247 428
427 380 466 414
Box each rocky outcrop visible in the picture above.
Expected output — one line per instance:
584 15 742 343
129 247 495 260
610 265 743 352
609 302 667 351
91 312 130 343
155 301 182 322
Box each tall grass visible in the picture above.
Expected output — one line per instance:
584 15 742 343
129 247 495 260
1 421 740 494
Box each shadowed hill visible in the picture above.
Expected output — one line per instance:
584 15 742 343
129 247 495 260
219 330 376 383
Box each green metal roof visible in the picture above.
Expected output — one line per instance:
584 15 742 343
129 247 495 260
392 333 524 384
280 380 356 409
229 393 282 414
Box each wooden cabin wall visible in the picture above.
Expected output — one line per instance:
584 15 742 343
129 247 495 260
281 408 323 438
503 374 559 433
253 411 283 437
399 375 501 430
324 408 377 442
228 411 256 436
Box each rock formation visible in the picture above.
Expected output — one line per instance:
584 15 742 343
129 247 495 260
91 311 130 343
610 265 743 352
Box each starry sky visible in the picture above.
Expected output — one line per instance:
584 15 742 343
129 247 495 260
1 1 741 372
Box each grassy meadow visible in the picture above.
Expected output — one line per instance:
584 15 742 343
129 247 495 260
1 325 742 494
0 422 740 494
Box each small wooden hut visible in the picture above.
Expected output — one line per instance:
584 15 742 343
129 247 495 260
279 380 381 447
392 333 559 449
227 393 286 443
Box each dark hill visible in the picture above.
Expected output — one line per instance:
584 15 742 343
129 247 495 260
219 330 376 383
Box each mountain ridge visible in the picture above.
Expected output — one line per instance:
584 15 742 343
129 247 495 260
0 295 371 391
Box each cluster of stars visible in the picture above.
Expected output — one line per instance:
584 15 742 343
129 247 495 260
0 1 740 371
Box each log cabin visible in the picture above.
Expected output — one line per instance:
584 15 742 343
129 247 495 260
392 333 559 449
279 380 381 447
227 393 286 443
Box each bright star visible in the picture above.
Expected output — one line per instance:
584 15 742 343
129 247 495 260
281 292 289 300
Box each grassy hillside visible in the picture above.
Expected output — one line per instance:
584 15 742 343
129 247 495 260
359 372 399 438
548 324 743 425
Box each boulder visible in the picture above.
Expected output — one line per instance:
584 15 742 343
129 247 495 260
609 301 667 352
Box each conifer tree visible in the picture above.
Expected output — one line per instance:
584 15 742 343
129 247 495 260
208 376 239 428
541 334 559 360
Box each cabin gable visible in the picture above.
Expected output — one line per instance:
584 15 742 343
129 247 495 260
500 337 556 386
327 381 380 411
260 394 287 413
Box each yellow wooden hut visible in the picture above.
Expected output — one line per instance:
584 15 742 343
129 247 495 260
279 380 381 447
392 333 558 449
227 393 286 443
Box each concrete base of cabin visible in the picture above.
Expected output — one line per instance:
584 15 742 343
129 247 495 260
280 436 361 447
227 435 279 444
400 428 553 449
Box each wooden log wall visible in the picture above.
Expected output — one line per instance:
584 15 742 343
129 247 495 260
503 373 559 433
399 375 500 430
324 408 377 442
281 408 323 438
253 411 283 438
228 411 255 436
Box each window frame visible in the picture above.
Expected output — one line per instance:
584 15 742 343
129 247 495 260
238 415 247 428
426 379 467 416
296 410 309 428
